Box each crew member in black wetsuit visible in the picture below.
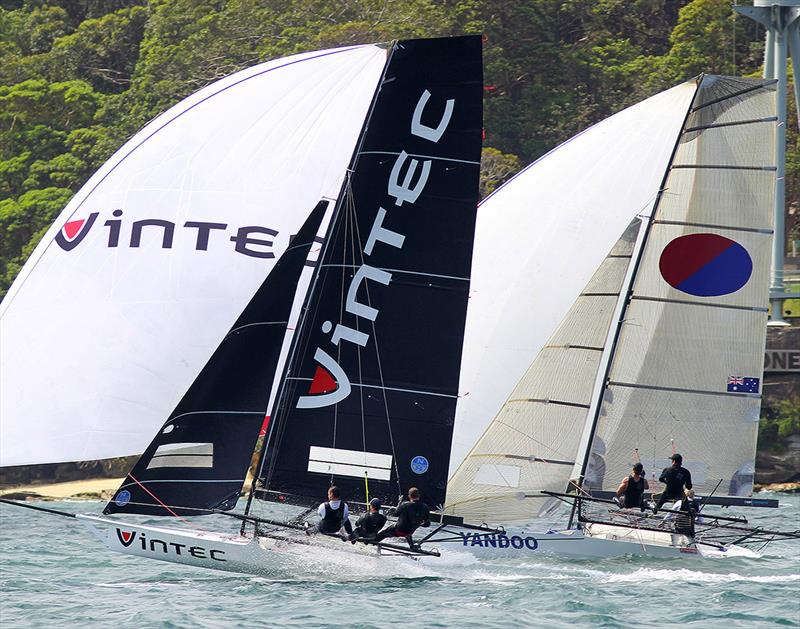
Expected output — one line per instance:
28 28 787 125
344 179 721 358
654 453 693 514
349 498 387 543
307 486 353 539
614 462 649 510
375 487 430 549
675 489 700 537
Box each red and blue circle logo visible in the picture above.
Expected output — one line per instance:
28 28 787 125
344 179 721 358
659 233 752 297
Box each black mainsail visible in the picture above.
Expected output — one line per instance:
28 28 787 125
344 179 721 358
104 200 329 516
258 36 483 510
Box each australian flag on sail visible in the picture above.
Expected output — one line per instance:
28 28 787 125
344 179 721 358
727 376 760 393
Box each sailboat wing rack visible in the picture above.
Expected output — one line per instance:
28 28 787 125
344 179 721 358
587 490 779 509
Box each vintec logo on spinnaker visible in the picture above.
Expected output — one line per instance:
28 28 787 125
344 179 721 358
53 209 308 259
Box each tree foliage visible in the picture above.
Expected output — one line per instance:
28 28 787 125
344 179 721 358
760 398 800 451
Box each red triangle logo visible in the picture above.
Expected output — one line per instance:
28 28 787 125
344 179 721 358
120 530 133 543
308 365 337 395
63 219 85 240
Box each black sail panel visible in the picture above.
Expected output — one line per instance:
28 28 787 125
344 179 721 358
104 200 329 516
262 36 483 510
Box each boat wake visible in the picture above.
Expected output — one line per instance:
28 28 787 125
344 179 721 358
605 567 800 584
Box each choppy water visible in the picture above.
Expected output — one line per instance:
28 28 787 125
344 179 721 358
1 494 798 628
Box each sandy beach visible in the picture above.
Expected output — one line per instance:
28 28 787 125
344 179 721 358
0 478 124 500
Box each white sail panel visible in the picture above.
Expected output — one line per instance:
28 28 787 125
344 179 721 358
587 75 776 498
452 81 698 474
610 301 767 392
0 45 387 466
657 169 774 232
446 222 639 523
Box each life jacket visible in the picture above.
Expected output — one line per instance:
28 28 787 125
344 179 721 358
623 475 645 508
319 501 345 534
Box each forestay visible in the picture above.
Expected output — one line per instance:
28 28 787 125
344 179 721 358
0 45 387 467
584 76 776 498
260 36 483 511
446 220 640 523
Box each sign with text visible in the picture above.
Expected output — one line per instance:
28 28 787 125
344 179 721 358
764 350 800 372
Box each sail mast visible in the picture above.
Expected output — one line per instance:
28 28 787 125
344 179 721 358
570 78 702 507
242 43 398 519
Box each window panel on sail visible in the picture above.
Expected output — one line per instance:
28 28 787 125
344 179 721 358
146 443 214 469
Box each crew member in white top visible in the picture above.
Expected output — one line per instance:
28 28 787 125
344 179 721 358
306 486 353 539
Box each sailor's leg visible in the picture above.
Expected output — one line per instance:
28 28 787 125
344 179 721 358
374 526 395 542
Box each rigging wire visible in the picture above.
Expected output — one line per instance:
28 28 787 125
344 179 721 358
348 186 403 500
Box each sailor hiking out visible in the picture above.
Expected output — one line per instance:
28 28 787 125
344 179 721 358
375 487 430 549
349 498 387 543
654 453 693 513
614 462 649 510
306 486 354 539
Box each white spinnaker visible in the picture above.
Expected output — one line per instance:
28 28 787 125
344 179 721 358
451 80 698 475
586 76 776 498
446 221 640 523
0 45 387 466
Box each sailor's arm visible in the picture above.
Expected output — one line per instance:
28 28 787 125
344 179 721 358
616 476 629 496
421 505 431 527
684 470 693 490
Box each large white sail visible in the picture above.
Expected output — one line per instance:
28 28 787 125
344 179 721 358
446 220 640 522
452 81 698 474
583 76 776 498
0 45 387 467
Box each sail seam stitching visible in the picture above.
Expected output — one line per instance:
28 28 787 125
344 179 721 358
671 164 776 171
320 263 469 281
609 381 762 399
169 410 263 422
652 220 773 234
508 398 591 409
499 453 574 466
631 295 769 312
358 150 481 165
228 321 289 334
285 377 459 399
543 344 604 352
683 116 778 132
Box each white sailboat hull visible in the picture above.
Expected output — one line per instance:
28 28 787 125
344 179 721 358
451 526 719 559
76 515 432 577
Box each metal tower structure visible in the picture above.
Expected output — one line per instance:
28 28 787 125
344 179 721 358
735 0 800 325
